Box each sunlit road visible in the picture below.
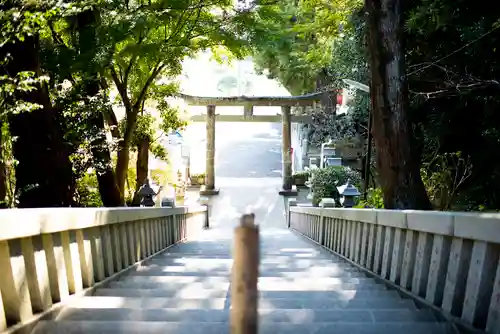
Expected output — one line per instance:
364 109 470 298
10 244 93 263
184 121 286 228
215 122 282 178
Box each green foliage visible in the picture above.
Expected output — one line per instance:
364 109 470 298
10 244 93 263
150 168 170 187
0 121 16 207
2 0 500 211
0 6 50 115
292 170 311 178
250 0 361 94
57 81 115 181
73 171 103 207
299 0 500 210
158 103 187 135
310 166 361 206
420 152 472 210
125 85 187 162
131 113 155 143
189 173 206 185
292 170 310 185
355 188 384 209
104 0 253 114
0 71 48 115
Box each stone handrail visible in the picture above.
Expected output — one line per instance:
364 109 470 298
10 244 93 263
289 207 500 333
0 206 207 332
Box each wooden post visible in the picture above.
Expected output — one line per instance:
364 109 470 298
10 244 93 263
231 213 259 334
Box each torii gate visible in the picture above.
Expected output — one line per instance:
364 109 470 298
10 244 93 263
179 92 322 196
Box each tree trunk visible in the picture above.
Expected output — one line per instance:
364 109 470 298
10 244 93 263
115 111 138 198
136 137 150 188
0 121 8 208
132 137 150 206
6 35 74 207
115 142 130 199
77 9 123 207
89 110 123 206
365 0 432 209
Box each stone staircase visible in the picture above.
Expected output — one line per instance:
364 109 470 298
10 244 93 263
32 227 457 334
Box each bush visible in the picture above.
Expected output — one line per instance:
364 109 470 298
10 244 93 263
190 173 206 185
74 171 103 207
292 170 311 178
310 166 361 206
355 187 384 208
292 170 310 185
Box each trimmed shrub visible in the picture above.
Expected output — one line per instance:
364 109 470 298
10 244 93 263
292 170 310 186
189 173 206 186
310 166 361 206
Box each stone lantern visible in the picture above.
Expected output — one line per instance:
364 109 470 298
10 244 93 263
137 179 157 207
337 179 360 208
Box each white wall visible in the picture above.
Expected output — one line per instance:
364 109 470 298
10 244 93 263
291 123 305 172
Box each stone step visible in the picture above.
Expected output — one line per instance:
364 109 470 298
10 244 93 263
93 288 396 299
126 268 367 278
140 260 360 269
160 252 332 258
137 262 361 272
32 321 457 334
106 280 387 291
71 296 416 310
145 257 350 265
165 247 324 253
117 275 375 285
50 308 436 323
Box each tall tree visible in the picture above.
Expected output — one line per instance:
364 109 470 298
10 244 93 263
365 0 432 209
102 0 247 200
2 17 74 207
75 8 122 206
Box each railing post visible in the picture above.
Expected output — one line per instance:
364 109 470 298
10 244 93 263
319 199 335 245
231 213 259 334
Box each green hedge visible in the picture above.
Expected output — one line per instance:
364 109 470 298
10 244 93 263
292 170 311 185
190 173 206 185
310 166 361 206
292 170 311 178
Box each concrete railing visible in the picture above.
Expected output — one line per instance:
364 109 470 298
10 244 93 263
0 206 207 332
290 207 500 333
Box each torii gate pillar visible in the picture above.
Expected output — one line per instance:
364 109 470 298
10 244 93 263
279 106 297 196
200 104 219 196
